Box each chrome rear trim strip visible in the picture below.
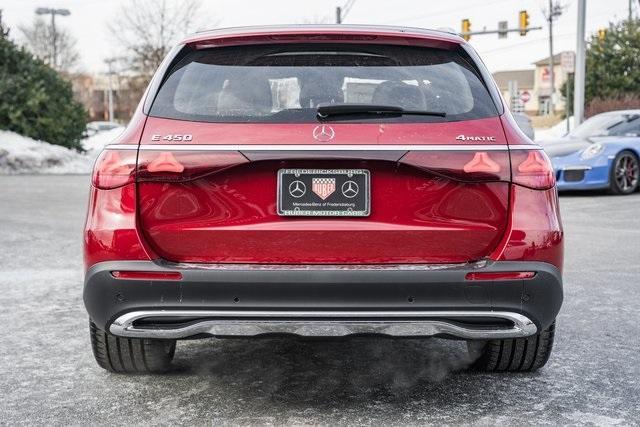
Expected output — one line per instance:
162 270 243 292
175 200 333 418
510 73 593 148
109 310 537 339
106 144 541 152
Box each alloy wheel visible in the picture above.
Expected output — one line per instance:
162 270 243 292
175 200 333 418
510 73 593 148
614 153 639 193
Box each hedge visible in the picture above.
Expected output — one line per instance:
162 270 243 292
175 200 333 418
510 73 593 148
0 37 86 150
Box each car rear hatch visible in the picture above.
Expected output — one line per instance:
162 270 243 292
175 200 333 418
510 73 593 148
134 40 511 264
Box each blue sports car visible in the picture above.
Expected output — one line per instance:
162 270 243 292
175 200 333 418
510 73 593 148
541 110 640 195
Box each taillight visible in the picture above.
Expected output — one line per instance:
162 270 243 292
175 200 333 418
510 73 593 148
511 149 555 190
92 149 137 189
400 150 510 182
137 150 249 182
465 271 536 281
111 270 182 281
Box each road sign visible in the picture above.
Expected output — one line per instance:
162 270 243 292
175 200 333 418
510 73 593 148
498 21 508 39
561 51 575 73
520 91 531 103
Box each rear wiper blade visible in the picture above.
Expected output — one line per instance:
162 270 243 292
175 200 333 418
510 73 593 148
317 104 447 119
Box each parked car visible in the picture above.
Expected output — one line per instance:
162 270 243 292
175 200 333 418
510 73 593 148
542 110 640 194
84 25 563 374
513 112 535 140
84 121 121 137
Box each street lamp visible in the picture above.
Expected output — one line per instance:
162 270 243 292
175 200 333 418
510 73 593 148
35 7 71 70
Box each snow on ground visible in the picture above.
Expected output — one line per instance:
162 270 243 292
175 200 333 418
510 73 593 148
535 116 574 142
0 127 123 174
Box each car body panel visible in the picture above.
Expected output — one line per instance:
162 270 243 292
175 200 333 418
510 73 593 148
139 116 509 147
83 25 562 341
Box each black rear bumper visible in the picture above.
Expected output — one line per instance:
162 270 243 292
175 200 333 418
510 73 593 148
84 260 562 339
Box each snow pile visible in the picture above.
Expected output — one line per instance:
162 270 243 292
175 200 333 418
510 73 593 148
535 116 574 142
0 130 92 174
0 127 124 175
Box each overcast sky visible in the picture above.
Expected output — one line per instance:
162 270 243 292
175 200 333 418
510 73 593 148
0 0 634 74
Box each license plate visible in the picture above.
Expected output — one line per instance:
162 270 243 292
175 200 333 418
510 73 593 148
277 169 370 217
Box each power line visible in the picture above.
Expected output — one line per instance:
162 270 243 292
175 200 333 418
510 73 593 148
336 0 357 24
479 32 575 54
381 0 512 25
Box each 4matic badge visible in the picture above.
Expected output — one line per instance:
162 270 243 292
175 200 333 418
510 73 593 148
455 134 497 142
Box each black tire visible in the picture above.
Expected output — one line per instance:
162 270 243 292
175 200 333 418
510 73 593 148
467 321 555 372
89 320 176 374
609 150 639 195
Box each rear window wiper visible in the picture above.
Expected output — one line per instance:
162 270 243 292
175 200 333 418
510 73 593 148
317 104 447 120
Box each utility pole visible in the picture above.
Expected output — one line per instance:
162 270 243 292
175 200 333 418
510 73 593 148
630 0 633 21
545 1 563 116
574 0 587 125
35 7 71 70
336 0 356 24
104 58 118 123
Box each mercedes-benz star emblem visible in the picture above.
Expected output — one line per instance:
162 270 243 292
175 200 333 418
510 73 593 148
289 180 306 198
312 125 336 142
341 180 359 198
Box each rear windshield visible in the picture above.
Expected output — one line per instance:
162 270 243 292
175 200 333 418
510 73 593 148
150 43 498 123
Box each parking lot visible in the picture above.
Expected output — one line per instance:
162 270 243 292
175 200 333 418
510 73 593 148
1 175 639 425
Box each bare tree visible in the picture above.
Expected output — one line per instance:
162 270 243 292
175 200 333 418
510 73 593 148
19 17 79 71
108 0 206 78
0 10 10 39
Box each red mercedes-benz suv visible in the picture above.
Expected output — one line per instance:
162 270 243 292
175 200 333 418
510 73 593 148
84 25 563 374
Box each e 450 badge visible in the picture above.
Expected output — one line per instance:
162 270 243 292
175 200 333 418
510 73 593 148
151 134 193 142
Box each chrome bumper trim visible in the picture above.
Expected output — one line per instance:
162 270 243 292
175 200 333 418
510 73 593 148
562 165 592 171
109 310 537 340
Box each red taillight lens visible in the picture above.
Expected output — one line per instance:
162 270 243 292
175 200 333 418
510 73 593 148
400 150 510 182
511 150 555 190
92 149 137 189
465 271 536 281
111 271 182 281
137 150 249 182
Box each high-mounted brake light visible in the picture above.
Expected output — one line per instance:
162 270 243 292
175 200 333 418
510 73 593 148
92 149 137 189
511 150 555 190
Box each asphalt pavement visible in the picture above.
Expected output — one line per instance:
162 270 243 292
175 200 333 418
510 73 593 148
1 175 639 425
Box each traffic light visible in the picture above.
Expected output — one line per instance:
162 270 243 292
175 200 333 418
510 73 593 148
461 19 471 41
519 10 530 36
598 28 607 42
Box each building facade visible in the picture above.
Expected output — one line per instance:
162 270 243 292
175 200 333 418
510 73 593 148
493 51 575 116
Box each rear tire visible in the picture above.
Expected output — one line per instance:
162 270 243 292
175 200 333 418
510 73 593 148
467 321 555 372
609 150 639 195
89 320 176 374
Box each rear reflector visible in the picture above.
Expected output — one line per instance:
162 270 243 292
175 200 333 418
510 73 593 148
511 150 555 190
111 271 183 281
465 271 536 281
